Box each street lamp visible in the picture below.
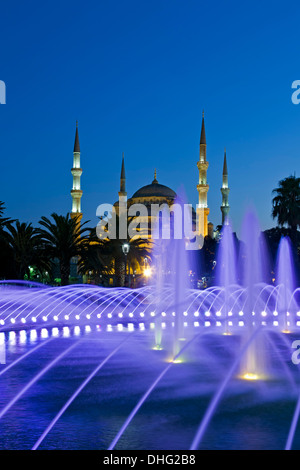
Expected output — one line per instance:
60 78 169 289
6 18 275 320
122 243 130 287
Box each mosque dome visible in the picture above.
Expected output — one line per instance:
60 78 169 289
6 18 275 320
131 171 176 201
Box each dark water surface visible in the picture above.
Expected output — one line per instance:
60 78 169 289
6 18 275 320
0 325 298 450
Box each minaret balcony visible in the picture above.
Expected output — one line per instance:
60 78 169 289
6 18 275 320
71 189 83 197
197 161 209 171
71 168 82 176
197 184 209 193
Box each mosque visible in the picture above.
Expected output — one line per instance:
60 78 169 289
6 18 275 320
70 113 230 242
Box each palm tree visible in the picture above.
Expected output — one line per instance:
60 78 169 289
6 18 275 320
77 229 112 284
0 201 12 232
272 175 300 242
98 214 151 287
5 221 50 280
38 213 90 286
0 202 17 279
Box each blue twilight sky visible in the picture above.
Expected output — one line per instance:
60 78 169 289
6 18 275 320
0 0 300 235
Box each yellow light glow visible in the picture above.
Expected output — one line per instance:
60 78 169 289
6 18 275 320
167 357 184 364
282 329 291 334
152 345 163 351
223 331 232 336
144 267 152 277
241 373 259 381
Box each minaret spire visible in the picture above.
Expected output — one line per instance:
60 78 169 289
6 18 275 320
196 110 210 238
200 110 206 145
71 121 83 224
119 152 127 197
73 120 80 153
221 148 230 225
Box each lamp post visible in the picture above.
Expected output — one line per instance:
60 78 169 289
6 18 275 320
122 242 130 287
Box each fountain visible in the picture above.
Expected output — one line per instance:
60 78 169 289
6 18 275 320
0 210 300 450
276 236 297 332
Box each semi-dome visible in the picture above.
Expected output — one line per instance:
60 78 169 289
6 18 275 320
131 172 176 200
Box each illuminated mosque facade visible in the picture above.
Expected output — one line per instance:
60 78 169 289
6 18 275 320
70 114 230 241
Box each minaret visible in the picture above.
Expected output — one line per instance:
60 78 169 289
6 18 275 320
220 148 230 225
196 111 210 238
118 152 127 198
70 121 83 224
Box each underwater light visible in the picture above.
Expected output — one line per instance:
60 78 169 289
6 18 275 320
63 327 70 337
41 329 48 339
42 316 47 322
242 373 259 381
31 317 36 323
75 314 80 320
170 358 183 364
10 318 15 324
